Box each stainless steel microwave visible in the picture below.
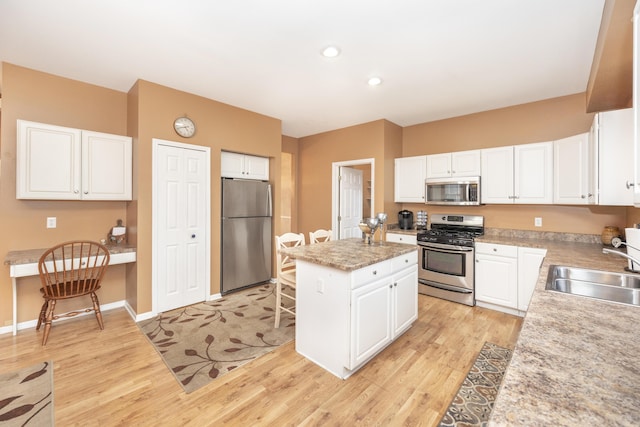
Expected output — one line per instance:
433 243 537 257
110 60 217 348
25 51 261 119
425 176 481 205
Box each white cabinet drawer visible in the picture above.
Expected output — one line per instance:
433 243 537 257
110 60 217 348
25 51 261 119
352 260 392 289
475 242 518 258
392 251 418 271
386 233 417 245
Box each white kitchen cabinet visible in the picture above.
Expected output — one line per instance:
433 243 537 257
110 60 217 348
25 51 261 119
597 108 634 206
16 120 132 200
386 232 417 245
481 142 553 204
475 242 547 315
394 155 427 202
634 2 640 207
517 246 547 312
475 243 518 309
221 151 269 180
296 250 418 379
553 132 595 205
426 150 481 179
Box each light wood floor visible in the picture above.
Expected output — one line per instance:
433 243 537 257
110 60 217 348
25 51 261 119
0 295 522 426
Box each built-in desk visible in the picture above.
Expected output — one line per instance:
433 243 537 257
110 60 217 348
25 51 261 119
4 245 136 335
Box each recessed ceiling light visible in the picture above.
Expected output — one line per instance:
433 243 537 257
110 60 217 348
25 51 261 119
368 77 382 86
322 46 341 58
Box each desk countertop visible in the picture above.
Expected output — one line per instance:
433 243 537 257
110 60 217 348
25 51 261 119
4 244 137 266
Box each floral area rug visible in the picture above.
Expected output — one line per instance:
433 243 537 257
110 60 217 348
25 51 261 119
0 361 54 426
139 283 295 393
438 342 513 427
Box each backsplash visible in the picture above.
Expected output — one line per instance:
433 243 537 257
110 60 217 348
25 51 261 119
483 228 601 244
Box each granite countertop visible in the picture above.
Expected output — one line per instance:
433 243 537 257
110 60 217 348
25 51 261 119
279 238 416 271
479 232 640 426
4 244 137 265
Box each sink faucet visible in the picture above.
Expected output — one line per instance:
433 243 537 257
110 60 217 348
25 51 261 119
603 237 640 272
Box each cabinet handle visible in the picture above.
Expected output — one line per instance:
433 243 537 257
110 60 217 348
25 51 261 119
74 189 79 194
626 180 635 189
405 259 408 263
389 284 393 289
394 282 397 287
84 191 89 195
493 248 497 252
372 270 377 275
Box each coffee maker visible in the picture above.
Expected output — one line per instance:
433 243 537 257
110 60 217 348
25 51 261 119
398 210 414 230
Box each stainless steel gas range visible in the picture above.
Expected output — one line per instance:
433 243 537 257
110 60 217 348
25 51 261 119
416 214 484 306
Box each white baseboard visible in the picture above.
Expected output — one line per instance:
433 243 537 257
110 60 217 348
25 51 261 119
0 300 126 336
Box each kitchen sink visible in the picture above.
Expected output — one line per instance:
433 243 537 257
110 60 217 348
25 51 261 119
545 265 640 307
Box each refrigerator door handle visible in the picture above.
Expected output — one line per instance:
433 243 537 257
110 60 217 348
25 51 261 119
267 184 272 216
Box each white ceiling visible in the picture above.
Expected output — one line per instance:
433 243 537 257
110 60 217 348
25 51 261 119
0 0 606 138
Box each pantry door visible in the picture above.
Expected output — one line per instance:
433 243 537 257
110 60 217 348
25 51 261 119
153 139 210 313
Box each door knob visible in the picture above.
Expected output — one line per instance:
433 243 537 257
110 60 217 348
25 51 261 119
191 234 196 238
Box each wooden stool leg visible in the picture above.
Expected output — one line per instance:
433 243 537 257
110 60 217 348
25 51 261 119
274 281 282 328
42 300 56 346
91 292 104 330
36 300 48 331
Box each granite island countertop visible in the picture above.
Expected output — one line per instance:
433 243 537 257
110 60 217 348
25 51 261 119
477 233 640 426
279 238 416 271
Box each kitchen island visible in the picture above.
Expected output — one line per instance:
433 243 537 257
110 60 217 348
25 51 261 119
280 238 418 379
475 232 640 426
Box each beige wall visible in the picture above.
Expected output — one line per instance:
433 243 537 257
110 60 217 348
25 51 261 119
401 93 628 233
0 63 130 326
297 119 403 238
0 63 283 327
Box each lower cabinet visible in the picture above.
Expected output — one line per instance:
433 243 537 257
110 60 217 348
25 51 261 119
296 251 418 379
475 242 546 316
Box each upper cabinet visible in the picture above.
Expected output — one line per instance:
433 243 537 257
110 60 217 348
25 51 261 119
481 142 553 204
553 132 596 205
597 108 634 206
16 120 132 200
221 151 269 180
394 155 426 203
426 150 481 179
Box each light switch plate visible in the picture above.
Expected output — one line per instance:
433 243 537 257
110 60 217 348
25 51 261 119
46 217 56 228
534 217 542 227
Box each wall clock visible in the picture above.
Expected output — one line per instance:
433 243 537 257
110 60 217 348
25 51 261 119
173 116 196 138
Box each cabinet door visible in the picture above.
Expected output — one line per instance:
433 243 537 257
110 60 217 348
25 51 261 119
243 155 269 180
634 3 640 207
475 252 518 309
553 133 591 204
426 153 451 178
517 247 547 311
481 146 514 203
598 108 634 206
81 131 132 200
386 233 417 245
221 151 246 179
392 266 418 337
350 277 392 369
451 150 481 177
515 142 553 204
394 156 427 202
16 120 82 200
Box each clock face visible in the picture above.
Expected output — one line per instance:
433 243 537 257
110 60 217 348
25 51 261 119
174 117 196 138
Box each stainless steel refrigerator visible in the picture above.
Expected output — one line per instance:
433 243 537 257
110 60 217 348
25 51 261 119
221 178 272 294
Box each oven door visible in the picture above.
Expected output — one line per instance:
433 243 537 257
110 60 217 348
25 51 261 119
418 242 474 292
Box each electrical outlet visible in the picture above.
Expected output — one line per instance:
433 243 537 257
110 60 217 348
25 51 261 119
46 217 56 228
534 217 542 227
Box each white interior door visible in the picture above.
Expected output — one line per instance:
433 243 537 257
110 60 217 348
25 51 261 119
339 167 363 238
154 140 210 313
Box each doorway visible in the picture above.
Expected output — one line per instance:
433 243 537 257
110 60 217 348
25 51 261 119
332 158 374 239
152 138 211 313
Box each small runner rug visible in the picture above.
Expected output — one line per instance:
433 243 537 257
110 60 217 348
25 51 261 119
0 360 54 427
438 342 513 427
139 283 295 393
